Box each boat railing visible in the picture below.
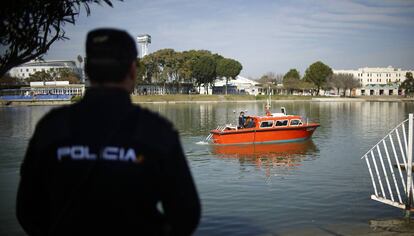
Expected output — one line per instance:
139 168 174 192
205 125 226 142
361 114 414 216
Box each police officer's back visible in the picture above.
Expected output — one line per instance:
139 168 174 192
16 28 201 236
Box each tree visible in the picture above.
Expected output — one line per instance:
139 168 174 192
135 59 147 84
400 72 414 96
283 77 300 94
258 72 283 84
282 69 301 94
0 75 20 85
28 71 53 82
77 55 83 67
57 68 81 84
283 69 300 81
216 58 242 94
303 61 333 95
191 55 216 94
0 0 115 77
341 74 360 96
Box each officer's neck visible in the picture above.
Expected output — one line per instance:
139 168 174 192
90 79 133 94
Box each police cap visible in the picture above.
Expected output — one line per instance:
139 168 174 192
86 28 138 67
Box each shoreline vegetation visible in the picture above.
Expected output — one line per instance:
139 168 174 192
1 95 414 107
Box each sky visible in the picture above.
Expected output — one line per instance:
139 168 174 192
44 0 414 78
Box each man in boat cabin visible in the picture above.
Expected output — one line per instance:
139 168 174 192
238 111 246 128
16 28 200 236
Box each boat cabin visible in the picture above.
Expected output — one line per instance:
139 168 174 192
225 115 305 131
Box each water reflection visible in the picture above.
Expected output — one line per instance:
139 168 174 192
210 140 319 176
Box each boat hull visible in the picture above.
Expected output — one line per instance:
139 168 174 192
211 124 319 145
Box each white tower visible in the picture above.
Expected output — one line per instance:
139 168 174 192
137 34 151 58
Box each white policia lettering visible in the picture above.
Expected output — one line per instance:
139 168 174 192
57 146 137 162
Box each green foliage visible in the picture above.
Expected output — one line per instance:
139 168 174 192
216 58 242 94
28 71 53 82
283 69 300 80
216 58 242 79
57 68 81 84
303 61 333 94
139 49 242 94
135 59 147 84
70 95 82 103
0 0 116 77
400 72 414 95
27 68 80 84
282 69 315 94
283 77 300 93
191 54 216 89
283 69 301 94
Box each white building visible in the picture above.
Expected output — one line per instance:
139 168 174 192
199 76 261 95
7 60 82 81
333 66 413 96
137 34 151 58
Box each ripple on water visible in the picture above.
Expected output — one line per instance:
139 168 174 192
2 102 414 235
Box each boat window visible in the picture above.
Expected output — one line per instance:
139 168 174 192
275 120 288 126
260 121 273 128
290 119 302 126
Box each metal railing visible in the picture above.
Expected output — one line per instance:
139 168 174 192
204 125 226 142
362 114 414 215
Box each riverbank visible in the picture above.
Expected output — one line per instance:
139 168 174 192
1 95 414 106
131 94 414 103
0 100 71 106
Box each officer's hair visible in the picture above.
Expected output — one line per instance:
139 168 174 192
85 60 133 83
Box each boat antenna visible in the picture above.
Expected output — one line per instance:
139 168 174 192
265 85 271 116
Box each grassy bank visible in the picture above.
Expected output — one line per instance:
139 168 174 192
131 94 315 103
2 95 413 107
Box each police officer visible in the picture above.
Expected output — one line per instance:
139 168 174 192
17 28 201 236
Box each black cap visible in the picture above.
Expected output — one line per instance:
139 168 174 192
86 28 138 66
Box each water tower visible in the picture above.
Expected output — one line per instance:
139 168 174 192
137 34 151 58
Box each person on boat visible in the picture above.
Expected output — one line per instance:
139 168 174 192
245 117 255 128
238 111 246 128
16 28 200 236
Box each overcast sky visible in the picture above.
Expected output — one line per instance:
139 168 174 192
45 0 414 78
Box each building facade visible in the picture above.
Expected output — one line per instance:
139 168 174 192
7 60 82 81
333 66 413 96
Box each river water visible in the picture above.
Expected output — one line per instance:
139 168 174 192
1 101 414 235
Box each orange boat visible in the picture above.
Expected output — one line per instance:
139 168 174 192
209 107 320 145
